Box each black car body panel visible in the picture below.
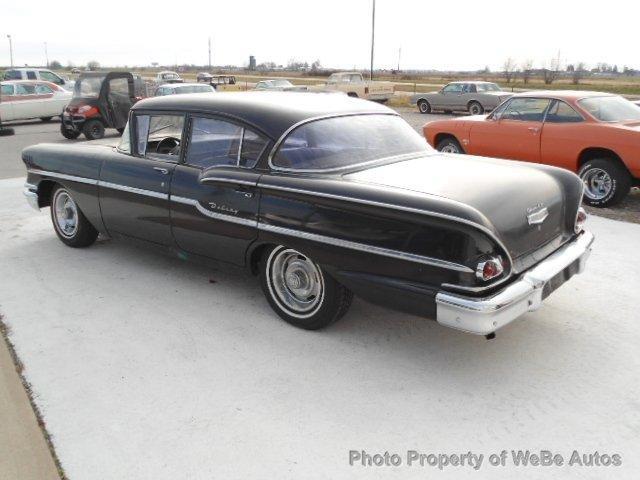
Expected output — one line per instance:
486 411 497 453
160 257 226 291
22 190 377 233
22 92 592 333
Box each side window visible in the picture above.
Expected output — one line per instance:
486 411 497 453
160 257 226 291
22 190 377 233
109 77 129 98
501 98 551 122
186 117 267 169
545 100 584 123
349 74 362 83
40 71 63 84
1 84 14 95
26 71 37 80
442 83 463 94
35 84 53 94
135 114 184 160
15 84 36 95
117 121 131 153
3 70 22 80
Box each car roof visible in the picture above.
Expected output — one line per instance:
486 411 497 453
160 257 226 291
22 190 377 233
448 80 496 84
133 91 394 139
513 90 617 101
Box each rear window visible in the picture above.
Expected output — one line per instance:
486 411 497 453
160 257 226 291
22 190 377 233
273 114 429 171
578 96 640 122
3 70 21 80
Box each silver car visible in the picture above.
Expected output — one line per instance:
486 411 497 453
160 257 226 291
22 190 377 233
410 81 512 115
254 79 308 91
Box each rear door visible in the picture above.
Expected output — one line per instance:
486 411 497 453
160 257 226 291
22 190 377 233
170 115 269 265
469 97 550 162
100 112 186 245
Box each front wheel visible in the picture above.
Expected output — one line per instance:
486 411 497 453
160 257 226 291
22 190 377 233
260 245 353 330
579 159 631 207
436 137 464 154
417 99 431 114
60 124 81 139
50 186 98 247
83 119 105 140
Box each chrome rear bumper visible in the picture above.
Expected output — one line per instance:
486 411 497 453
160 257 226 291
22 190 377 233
436 231 594 335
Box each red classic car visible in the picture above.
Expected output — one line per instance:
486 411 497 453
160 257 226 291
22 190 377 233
423 91 640 207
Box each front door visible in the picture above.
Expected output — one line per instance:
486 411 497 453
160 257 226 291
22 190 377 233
100 112 186 245
469 97 550 162
170 115 269 265
104 74 134 129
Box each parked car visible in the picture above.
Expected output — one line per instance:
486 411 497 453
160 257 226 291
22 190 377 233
196 72 213 83
255 79 307 91
206 75 238 91
155 71 183 84
411 81 512 115
61 71 140 140
424 91 640 207
1 80 72 122
155 83 215 96
312 72 394 102
3 68 75 91
22 92 593 336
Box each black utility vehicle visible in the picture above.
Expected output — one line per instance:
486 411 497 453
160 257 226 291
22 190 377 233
61 72 143 140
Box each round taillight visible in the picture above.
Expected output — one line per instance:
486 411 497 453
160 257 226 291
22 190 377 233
476 256 505 282
575 207 587 234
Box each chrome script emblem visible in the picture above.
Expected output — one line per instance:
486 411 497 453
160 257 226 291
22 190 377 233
527 203 549 225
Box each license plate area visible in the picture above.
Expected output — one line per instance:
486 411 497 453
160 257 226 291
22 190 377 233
542 258 581 300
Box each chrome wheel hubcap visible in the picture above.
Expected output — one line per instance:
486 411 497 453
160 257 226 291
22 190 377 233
440 144 459 153
53 190 78 237
268 248 324 318
582 168 612 200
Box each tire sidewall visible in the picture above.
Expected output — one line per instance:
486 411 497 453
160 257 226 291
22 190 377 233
418 100 431 114
83 119 105 140
50 186 98 247
437 138 462 154
469 102 483 115
579 161 619 207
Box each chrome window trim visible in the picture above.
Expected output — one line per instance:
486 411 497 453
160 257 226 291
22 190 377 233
267 111 401 173
258 223 473 273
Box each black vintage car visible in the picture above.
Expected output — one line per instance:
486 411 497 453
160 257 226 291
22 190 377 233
22 92 593 336
61 71 144 140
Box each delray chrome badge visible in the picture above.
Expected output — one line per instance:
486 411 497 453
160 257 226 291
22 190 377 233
527 203 549 225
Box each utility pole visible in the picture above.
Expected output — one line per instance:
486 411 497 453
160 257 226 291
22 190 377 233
370 0 375 81
6 35 13 68
397 47 401 72
44 42 49 68
208 37 212 71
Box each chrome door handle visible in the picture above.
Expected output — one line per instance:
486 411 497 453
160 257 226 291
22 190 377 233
153 167 169 175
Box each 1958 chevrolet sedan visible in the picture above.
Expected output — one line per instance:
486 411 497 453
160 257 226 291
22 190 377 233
22 92 594 336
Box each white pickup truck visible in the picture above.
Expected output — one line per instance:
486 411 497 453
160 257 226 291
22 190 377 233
317 72 394 102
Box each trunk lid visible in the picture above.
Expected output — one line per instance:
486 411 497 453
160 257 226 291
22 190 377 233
343 153 580 262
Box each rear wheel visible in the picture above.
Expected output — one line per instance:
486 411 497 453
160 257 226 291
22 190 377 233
83 119 105 140
579 158 631 207
436 137 464 154
50 186 98 247
468 101 484 115
260 245 353 330
417 99 431 114
40 116 53 122
60 124 81 139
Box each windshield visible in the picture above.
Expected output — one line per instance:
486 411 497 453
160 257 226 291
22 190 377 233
273 114 430 171
578 96 640 122
477 83 500 92
176 85 214 94
73 76 104 98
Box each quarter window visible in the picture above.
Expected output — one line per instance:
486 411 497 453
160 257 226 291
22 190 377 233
545 100 583 123
186 117 267 169
35 84 53 94
1 84 14 95
135 114 184 160
3 70 21 80
500 98 551 122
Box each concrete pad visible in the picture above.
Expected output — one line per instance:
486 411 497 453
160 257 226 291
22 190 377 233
1 176 639 479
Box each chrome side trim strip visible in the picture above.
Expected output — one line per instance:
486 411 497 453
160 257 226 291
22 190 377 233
200 177 257 187
171 195 257 227
27 169 99 185
98 181 169 200
258 222 474 273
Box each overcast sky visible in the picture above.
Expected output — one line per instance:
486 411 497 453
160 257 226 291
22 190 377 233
2 0 638 71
